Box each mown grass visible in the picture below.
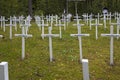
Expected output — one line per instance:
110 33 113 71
0 20 120 80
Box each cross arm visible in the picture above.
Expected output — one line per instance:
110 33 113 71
15 34 32 37
55 24 65 27
70 34 90 37
91 24 103 26
110 23 120 26
73 24 84 26
41 34 59 37
101 34 120 37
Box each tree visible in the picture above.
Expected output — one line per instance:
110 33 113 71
28 0 33 17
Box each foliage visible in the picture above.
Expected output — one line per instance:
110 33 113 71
0 0 120 16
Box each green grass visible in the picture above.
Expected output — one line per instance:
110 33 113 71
0 20 120 80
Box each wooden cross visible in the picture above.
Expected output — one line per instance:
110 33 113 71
5 16 14 39
61 15 66 30
2 16 8 32
15 26 32 60
101 25 120 65
41 20 48 39
41 27 59 62
91 19 103 40
55 20 65 39
70 23 90 63
35 16 41 30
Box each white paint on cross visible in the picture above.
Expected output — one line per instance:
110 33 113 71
15 26 32 60
70 23 90 63
5 16 13 39
41 20 48 39
41 27 59 62
91 19 103 40
55 20 65 39
101 25 120 65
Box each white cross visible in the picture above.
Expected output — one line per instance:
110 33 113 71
70 23 90 63
15 26 32 60
5 16 13 39
102 14 107 30
55 20 65 39
12 16 18 31
61 15 67 30
0 16 3 28
41 20 48 39
41 27 59 62
34 16 41 30
73 14 81 21
91 19 103 40
89 14 94 30
2 16 8 32
101 25 120 65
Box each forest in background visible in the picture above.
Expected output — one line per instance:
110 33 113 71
0 0 120 17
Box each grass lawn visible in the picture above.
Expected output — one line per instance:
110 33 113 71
0 20 120 80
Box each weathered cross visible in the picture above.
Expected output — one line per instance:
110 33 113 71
41 27 59 62
5 16 14 39
41 20 48 39
70 22 90 63
91 19 103 40
55 20 65 39
101 25 120 65
15 26 32 60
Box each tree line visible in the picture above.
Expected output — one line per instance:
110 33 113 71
0 0 120 17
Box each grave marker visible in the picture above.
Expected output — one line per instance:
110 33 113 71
41 20 48 39
41 27 59 62
0 62 9 80
101 25 120 65
91 19 103 40
70 23 90 62
55 20 65 38
15 26 32 60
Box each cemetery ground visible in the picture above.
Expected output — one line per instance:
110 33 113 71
0 20 120 80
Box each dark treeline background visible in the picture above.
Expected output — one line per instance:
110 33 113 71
0 0 120 17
